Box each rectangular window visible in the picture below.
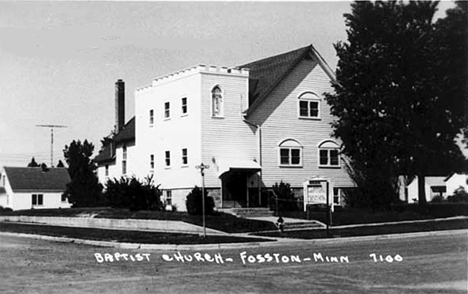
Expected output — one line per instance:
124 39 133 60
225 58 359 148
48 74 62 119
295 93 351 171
105 165 109 176
164 102 170 118
165 190 172 206
182 148 188 165
32 194 43 206
319 149 340 167
181 97 188 115
299 100 320 118
279 148 301 166
333 188 340 205
165 151 171 167
149 109 154 125
122 145 127 174
122 161 127 175
150 154 154 170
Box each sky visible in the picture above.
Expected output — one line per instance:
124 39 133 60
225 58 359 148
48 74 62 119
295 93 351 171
0 1 457 168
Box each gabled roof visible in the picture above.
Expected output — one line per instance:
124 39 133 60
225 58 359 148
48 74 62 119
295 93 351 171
114 117 135 143
3 167 71 193
94 117 135 164
239 44 336 116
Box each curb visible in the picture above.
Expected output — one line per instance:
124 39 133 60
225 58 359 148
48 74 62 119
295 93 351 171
1 228 466 251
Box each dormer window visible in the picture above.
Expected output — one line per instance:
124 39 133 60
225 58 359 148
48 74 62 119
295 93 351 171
298 92 321 119
212 86 224 117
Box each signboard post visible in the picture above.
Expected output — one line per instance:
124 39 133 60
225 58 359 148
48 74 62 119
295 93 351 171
196 163 210 238
303 178 331 235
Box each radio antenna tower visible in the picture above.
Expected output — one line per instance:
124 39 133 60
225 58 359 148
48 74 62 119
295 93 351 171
36 124 68 167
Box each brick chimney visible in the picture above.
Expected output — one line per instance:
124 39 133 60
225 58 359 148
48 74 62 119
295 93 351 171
115 79 125 132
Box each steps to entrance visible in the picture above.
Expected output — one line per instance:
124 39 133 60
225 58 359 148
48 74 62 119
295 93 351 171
217 207 274 218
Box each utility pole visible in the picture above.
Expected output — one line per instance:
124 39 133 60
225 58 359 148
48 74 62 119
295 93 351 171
36 125 68 167
195 163 209 238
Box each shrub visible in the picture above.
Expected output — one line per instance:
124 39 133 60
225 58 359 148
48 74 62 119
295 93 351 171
271 181 299 212
447 186 468 203
103 175 163 211
0 206 13 213
431 195 444 203
186 186 214 215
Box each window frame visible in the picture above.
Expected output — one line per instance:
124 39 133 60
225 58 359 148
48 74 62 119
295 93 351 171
165 190 172 206
318 140 341 168
211 85 224 118
181 148 188 166
122 144 127 174
165 150 171 168
150 154 154 171
164 102 170 119
278 139 303 167
181 97 188 116
149 109 154 126
32 194 43 206
298 92 321 120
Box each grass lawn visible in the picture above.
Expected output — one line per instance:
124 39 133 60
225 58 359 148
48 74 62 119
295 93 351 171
281 202 468 226
0 222 273 244
255 218 468 239
0 207 277 233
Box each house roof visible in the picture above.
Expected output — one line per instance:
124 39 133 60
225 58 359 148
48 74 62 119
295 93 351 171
239 44 336 116
94 117 135 164
3 167 71 193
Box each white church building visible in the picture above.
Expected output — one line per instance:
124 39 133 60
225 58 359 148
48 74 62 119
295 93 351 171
94 45 354 211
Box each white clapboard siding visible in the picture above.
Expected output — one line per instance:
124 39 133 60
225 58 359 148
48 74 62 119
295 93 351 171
200 71 257 187
248 58 354 189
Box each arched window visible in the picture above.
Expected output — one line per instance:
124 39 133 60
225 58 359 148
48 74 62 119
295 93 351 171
318 140 340 168
212 86 224 117
298 92 321 119
278 139 303 167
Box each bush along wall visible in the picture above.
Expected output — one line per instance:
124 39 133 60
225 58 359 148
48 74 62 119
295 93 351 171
103 176 163 211
186 186 214 215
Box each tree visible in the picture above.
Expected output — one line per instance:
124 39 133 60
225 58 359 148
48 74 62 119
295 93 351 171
57 160 65 168
186 186 214 215
62 140 103 207
325 1 467 208
27 157 39 167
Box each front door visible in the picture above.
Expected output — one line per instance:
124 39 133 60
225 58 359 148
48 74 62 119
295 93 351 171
222 170 247 208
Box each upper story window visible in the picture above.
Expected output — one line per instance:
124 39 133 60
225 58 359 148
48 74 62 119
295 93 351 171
182 148 188 166
150 154 154 170
318 140 340 168
212 86 224 117
165 150 171 167
181 97 188 115
164 102 170 119
149 109 154 125
298 92 321 119
278 139 303 167
105 165 109 177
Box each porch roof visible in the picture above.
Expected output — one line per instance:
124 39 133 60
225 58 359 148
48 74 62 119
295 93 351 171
217 158 261 177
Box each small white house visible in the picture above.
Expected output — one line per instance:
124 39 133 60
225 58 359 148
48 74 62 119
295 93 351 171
445 173 468 196
0 166 71 210
407 176 447 203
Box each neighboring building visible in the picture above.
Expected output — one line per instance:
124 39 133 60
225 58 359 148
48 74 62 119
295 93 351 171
407 176 447 203
445 173 468 196
95 45 355 211
0 166 71 210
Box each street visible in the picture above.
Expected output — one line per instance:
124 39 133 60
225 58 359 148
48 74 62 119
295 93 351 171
1 231 467 294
